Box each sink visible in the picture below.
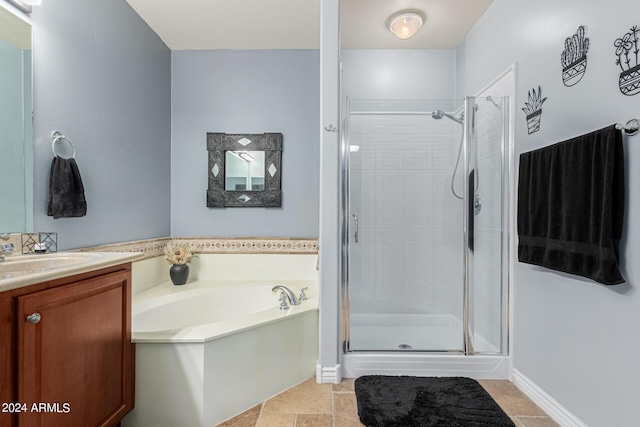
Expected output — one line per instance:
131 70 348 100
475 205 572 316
0 250 142 292
0 253 99 278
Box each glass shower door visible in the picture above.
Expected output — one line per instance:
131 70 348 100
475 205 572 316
464 95 509 355
345 99 465 352
344 97 509 355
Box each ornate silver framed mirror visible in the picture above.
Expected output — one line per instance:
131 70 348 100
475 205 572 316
206 133 282 207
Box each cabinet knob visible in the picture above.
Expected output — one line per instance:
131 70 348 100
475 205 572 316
26 313 41 324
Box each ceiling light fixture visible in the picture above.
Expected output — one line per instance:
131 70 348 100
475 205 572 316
388 11 424 40
238 151 255 162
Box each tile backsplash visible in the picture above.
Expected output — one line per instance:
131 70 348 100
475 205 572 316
78 237 318 260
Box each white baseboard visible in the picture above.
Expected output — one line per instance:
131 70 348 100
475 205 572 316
512 369 587 427
316 363 342 384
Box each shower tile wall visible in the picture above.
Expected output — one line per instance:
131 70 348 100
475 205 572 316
349 114 463 318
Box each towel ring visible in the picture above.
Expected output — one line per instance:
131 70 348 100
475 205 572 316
51 131 76 159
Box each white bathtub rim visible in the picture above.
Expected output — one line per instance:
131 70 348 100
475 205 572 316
132 301 317 343
132 279 317 343
133 279 314 307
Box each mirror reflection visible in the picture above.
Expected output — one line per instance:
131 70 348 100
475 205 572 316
0 5 32 232
224 150 266 191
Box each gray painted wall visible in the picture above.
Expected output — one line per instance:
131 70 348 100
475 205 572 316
170 50 320 238
341 50 457 100
31 0 171 250
463 1 640 425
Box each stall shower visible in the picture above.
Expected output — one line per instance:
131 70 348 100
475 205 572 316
341 97 511 377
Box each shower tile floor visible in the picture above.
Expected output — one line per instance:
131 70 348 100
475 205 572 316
217 377 559 427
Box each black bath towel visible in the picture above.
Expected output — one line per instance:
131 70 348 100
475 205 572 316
517 125 624 285
47 157 87 219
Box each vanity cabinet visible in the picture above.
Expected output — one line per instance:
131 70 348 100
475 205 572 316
0 264 134 427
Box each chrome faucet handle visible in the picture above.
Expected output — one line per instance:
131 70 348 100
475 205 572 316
278 292 289 310
299 287 308 301
0 233 9 240
271 285 300 306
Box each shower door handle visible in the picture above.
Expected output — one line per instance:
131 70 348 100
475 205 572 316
353 214 359 243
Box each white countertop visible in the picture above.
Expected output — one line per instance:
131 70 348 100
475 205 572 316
0 251 144 292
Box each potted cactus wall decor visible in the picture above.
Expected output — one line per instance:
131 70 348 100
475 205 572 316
522 86 547 135
561 26 589 87
614 25 640 96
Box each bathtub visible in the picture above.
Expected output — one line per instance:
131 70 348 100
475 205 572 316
131 280 315 342
122 254 319 427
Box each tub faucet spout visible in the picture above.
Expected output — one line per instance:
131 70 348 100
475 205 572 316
272 285 300 305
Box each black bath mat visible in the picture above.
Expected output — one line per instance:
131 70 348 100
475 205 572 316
354 376 514 427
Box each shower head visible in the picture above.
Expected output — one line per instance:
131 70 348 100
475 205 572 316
431 110 464 125
486 96 501 109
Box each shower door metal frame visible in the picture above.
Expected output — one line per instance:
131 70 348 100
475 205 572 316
462 97 474 355
340 97 351 353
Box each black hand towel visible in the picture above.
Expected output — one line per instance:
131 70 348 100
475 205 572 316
517 125 624 285
47 157 87 219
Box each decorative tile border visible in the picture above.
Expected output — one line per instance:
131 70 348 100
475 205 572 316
176 238 318 254
76 237 318 259
75 238 169 260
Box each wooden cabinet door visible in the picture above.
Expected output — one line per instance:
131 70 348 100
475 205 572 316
16 270 133 427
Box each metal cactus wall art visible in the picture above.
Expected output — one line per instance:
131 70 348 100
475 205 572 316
522 86 547 135
614 25 640 96
561 26 589 86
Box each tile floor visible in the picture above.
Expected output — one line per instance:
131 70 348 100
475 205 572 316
218 377 559 427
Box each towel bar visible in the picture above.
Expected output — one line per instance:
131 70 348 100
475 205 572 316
51 131 76 158
615 119 639 136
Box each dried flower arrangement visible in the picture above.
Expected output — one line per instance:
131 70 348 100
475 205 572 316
163 240 196 265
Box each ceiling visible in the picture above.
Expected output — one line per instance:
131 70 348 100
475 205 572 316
125 0 494 50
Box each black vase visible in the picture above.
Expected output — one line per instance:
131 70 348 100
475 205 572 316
169 264 189 286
